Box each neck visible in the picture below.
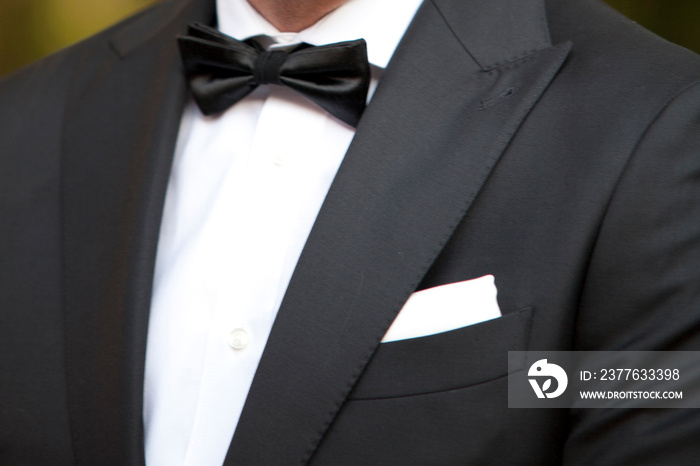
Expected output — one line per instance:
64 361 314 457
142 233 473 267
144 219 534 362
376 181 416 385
246 0 349 32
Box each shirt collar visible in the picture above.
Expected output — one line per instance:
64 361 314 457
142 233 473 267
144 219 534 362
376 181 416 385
216 0 424 69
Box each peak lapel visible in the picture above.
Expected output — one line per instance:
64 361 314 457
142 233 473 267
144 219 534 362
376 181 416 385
61 0 214 464
225 0 571 464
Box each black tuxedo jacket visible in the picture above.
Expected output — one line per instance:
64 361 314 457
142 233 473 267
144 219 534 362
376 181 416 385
1 0 700 464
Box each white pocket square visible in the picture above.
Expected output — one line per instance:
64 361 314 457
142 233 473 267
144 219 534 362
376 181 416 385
381 274 501 343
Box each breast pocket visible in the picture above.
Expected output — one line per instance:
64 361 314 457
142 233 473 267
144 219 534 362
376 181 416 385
348 307 534 400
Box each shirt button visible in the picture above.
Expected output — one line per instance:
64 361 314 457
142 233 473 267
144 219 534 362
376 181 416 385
273 155 286 167
228 328 249 350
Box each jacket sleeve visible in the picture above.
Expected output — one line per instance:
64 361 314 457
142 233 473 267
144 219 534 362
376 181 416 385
565 80 700 465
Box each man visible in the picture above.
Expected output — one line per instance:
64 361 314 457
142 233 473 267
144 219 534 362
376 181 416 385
1 0 699 464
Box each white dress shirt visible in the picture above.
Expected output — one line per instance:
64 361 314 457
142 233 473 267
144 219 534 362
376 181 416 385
143 0 423 465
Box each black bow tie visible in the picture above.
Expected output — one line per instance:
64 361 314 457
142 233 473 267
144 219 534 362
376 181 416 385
177 23 371 127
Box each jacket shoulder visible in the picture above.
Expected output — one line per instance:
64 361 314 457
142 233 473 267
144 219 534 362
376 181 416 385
540 0 700 143
546 0 700 89
0 0 178 105
0 0 182 173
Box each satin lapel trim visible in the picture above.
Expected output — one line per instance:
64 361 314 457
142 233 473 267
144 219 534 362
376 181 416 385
225 1 571 464
61 1 213 464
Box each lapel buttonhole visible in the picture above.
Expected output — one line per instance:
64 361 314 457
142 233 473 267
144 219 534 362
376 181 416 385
479 87 517 110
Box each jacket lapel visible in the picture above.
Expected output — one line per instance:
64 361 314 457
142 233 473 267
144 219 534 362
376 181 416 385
225 0 570 464
61 0 214 464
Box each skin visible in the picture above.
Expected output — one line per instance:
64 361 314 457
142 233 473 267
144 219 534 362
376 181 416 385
247 0 350 32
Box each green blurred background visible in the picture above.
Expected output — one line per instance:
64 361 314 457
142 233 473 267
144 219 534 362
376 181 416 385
1 0 699 76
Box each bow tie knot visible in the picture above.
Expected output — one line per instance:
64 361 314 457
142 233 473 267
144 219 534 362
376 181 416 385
253 49 289 85
178 23 371 127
